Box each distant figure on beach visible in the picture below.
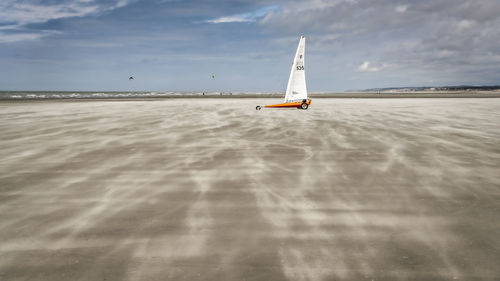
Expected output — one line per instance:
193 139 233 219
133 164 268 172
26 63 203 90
129 76 134 80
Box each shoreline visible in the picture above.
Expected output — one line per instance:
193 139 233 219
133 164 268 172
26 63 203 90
1 91 500 102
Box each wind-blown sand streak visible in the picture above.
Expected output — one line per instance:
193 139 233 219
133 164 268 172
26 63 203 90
0 98 499 281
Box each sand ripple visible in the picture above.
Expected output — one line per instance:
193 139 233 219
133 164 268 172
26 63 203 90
1 98 500 280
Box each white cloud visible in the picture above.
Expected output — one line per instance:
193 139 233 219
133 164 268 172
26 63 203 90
0 0 132 42
0 3 100 26
438 49 456 58
395 5 408 13
0 32 45 43
0 30 62 43
115 0 131 9
357 61 387 72
205 5 280 24
457 19 476 32
206 15 252 24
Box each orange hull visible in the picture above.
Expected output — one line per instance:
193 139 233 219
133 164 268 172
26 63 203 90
265 100 312 108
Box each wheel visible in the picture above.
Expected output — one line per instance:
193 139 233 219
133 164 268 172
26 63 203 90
300 103 308 110
256 106 262 110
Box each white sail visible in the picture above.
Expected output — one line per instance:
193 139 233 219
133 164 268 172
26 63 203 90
284 36 307 103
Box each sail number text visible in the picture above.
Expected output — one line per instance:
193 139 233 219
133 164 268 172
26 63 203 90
296 66 304 70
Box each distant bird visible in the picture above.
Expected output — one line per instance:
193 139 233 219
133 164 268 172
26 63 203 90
129 76 134 80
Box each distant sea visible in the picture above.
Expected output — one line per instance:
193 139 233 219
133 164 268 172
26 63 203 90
2 91 500 100
0 91 272 100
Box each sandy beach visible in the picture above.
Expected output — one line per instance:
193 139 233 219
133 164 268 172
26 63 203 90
1 98 499 281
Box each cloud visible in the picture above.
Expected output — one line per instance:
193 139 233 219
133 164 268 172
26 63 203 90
456 19 476 32
0 0 133 42
395 5 409 13
206 15 252 24
0 29 63 43
0 2 99 27
0 32 45 43
205 4 280 24
260 0 500 86
357 61 387 72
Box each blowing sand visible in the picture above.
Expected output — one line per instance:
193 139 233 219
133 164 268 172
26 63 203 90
1 98 500 281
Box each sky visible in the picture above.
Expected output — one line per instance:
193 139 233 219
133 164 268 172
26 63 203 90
0 0 499 92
